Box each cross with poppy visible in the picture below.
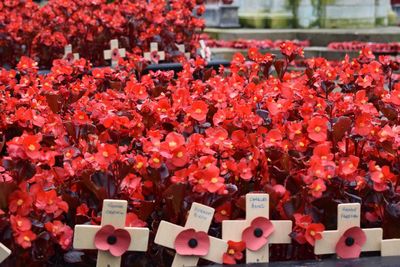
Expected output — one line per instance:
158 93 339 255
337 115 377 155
63 44 79 62
73 199 149 267
314 203 382 259
154 202 228 267
0 243 11 263
222 193 292 263
199 40 211 62
144 42 166 64
176 44 190 60
104 39 126 68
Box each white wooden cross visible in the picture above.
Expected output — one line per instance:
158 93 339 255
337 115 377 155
0 243 11 263
314 203 382 256
222 193 292 263
63 44 80 62
73 199 149 267
382 239 400 257
199 40 211 62
154 202 228 267
176 44 190 60
143 42 165 64
104 39 126 68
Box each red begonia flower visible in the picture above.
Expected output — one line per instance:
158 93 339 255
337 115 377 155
223 240 246 265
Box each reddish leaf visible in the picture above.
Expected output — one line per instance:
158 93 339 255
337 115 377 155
274 60 285 80
0 182 18 210
380 104 398 122
333 116 352 142
137 201 156 222
0 135 5 153
81 172 107 202
163 183 186 219
46 93 62 113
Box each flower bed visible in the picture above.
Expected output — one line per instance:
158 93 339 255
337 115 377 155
0 0 204 69
202 35 310 50
0 42 399 266
328 42 400 54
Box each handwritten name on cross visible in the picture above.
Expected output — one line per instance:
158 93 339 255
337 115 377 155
73 200 149 267
222 193 292 263
314 203 382 256
104 39 126 68
0 243 11 263
176 44 190 60
155 202 228 267
144 42 165 64
63 44 79 62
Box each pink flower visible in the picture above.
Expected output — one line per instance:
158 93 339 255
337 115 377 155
174 229 210 256
335 227 366 259
242 217 274 251
94 225 131 257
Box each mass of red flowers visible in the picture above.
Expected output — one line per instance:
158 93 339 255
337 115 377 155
203 35 310 50
1 21 400 266
0 0 204 69
328 41 400 54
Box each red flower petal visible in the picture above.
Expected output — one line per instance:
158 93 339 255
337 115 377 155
242 217 274 251
94 225 115 251
335 227 366 259
252 217 274 239
174 229 210 256
109 228 131 257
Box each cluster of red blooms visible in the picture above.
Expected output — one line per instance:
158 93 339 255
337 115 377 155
203 35 310 50
0 0 204 69
328 41 400 54
0 41 399 266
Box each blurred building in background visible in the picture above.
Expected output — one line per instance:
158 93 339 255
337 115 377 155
204 0 398 28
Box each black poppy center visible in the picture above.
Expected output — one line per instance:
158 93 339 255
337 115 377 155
254 228 263 238
345 237 355 247
188 238 198 248
107 235 117 245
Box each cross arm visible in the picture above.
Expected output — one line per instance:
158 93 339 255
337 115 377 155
222 220 247 241
125 227 149 251
73 225 101 249
270 220 292 243
0 243 11 263
362 228 382 252
382 239 400 257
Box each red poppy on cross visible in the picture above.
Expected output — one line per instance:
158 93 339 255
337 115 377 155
314 203 382 259
155 202 228 267
104 39 126 68
63 44 79 63
222 193 292 263
73 200 149 267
